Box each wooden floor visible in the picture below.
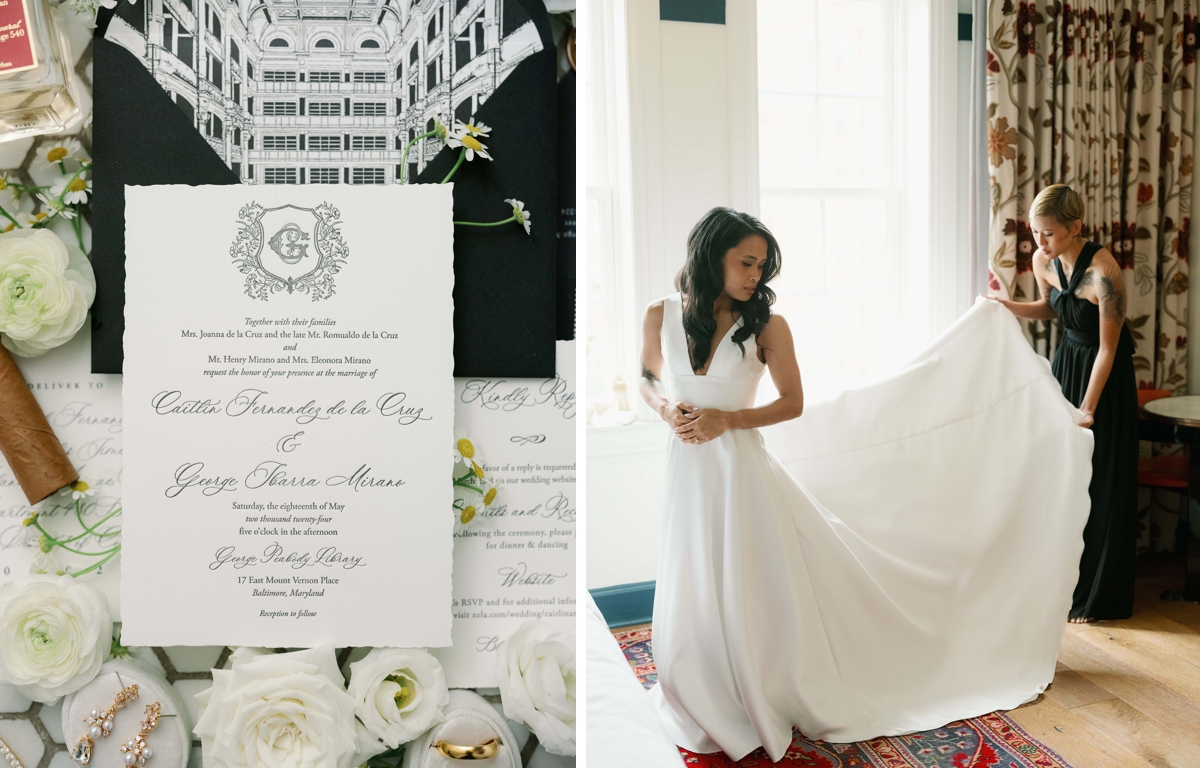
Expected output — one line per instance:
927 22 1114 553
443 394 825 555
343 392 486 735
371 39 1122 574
1008 553 1200 767
613 555 1200 767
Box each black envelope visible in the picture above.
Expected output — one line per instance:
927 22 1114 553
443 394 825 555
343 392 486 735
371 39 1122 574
92 0 561 378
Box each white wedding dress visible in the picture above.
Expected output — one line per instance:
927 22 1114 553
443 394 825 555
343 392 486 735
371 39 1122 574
647 295 1093 761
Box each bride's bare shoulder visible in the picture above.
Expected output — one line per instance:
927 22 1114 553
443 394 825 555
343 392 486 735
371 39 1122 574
643 298 667 330
760 313 793 339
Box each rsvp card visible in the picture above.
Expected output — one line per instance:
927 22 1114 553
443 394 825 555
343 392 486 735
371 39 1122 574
0 327 124 614
435 340 576 687
121 185 454 647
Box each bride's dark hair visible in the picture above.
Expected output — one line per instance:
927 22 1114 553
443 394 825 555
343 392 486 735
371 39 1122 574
675 207 781 372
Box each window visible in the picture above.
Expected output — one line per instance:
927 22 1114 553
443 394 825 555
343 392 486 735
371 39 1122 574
310 168 340 184
207 53 223 89
230 40 240 65
314 38 336 49
205 3 221 40
756 0 898 400
269 38 290 48
175 93 195 125
232 80 240 104
247 61 254 78
205 114 223 139
455 13 486 71
353 71 387 83
456 0 470 13
351 168 386 184
309 71 341 82
454 97 473 124
264 168 298 184
409 43 419 65
309 102 341 116
262 101 297 116
427 9 443 43
360 39 382 49
162 15 194 70
262 135 299 150
409 83 417 105
233 128 241 146
352 102 386 117
426 55 441 91
396 63 403 80
263 70 297 82
351 136 387 150
309 135 341 151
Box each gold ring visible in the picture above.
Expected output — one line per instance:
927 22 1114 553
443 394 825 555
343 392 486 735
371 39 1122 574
434 738 502 760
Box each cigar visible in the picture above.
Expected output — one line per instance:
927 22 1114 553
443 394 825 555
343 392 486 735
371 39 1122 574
0 344 78 505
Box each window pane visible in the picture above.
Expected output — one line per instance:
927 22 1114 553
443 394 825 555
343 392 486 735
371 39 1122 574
823 197 888 290
760 195 823 295
818 0 885 96
758 94 818 188
757 0 816 94
817 97 885 187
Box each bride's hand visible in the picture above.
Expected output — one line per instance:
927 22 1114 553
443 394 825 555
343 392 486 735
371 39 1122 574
1077 410 1095 428
675 409 729 444
659 401 696 430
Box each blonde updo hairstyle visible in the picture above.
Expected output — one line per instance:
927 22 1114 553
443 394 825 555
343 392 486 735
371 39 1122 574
1030 184 1085 234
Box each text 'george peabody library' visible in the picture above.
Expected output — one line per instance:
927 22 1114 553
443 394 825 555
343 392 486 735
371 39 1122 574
105 0 542 184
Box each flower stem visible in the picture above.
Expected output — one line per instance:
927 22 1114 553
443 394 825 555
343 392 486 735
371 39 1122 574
453 480 485 493
441 149 466 184
0 202 20 229
70 548 120 578
454 215 518 228
399 130 437 184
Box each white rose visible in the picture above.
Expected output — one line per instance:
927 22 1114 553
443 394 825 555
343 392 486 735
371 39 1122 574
347 648 449 757
194 645 358 768
0 228 95 357
0 574 112 703
494 621 576 756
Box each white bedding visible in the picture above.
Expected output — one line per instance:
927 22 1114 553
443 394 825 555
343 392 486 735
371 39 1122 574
585 594 685 767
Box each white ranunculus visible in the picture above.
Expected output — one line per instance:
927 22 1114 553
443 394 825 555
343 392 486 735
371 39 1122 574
347 647 449 757
0 574 112 703
0 228 95 357
495 621 576 756
194 645 358 768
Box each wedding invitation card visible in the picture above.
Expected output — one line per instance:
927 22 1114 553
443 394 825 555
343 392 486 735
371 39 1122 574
121 185 455 647
0 327 124 614
435 340 576 687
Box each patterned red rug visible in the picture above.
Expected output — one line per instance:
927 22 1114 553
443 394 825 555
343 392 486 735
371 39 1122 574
614 627 1074 768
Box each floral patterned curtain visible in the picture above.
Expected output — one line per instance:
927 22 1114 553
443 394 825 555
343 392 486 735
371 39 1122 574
987 0 1195 552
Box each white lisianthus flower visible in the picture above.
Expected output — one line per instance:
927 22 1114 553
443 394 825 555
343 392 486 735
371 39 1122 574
0 574 112 703
505 199 532 235
495 621 576 756
347 648 449 757
194 645 359 768
0 228 96 357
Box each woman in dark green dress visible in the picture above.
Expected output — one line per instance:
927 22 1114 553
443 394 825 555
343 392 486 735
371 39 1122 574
989 184 1138 622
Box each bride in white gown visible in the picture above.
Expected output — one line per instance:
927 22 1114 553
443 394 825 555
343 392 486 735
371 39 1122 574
639 207 1094 761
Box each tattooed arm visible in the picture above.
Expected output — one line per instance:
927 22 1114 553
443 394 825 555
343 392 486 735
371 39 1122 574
1078 254 1128 425
639 300 696 432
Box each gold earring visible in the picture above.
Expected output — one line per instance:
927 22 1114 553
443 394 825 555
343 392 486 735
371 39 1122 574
119 702 161 767
71 683 140 765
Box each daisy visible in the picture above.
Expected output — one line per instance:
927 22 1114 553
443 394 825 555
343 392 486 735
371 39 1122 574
36 194 76 219
453 431 477 464
0 184 32 232
506 198 532 235
28 550 62 576
65 479 95 501
446 128 492 161
50 175 91 205
32 138 83 172
455 117 491 137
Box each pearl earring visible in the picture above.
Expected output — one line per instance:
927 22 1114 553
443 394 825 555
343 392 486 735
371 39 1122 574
71 683 140 765
119 702 161 767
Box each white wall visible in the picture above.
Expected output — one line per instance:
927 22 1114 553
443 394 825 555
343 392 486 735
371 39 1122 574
586 3 758 589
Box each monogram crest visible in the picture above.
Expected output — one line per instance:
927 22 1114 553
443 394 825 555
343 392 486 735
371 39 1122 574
231 202 348 301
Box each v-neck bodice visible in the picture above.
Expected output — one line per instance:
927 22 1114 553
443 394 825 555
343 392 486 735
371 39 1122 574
661 293 765 411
